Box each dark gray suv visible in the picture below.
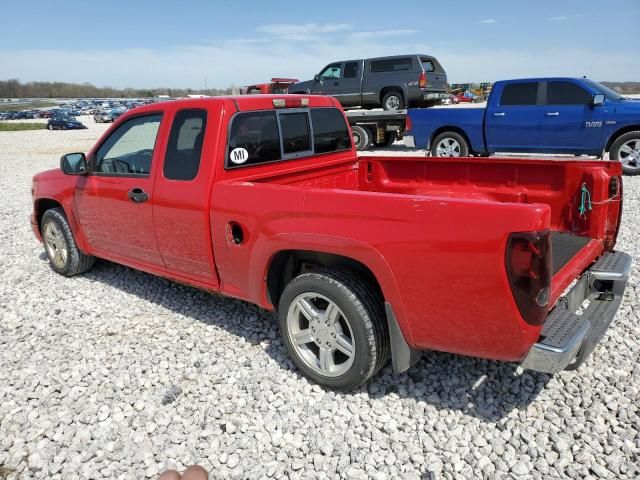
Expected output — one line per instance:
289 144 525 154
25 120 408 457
288 54 448 110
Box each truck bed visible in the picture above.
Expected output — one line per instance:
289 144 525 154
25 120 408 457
219 154 621 362
248 154 620 303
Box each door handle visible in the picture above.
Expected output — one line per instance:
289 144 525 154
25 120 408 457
127 188 148 203
546 112 560 116
493 112 505 117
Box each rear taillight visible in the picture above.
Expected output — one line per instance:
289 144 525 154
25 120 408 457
604 176 622 250
419 72 427 88
405 114 412 132
506 230 552 326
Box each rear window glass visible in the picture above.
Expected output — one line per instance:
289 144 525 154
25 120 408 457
421 59 435 72
370 57 413 73
311 108 351 154
280 112 311 155
227 111 281 167
547 81 592 105
500 82 538 106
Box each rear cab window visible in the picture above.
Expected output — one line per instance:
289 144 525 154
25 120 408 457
420 58 436 72
164 109 207 181
499 82 539 106
226 107 351 169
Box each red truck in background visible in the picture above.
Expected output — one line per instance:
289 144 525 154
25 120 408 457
31 94 631 390
243 78 299 95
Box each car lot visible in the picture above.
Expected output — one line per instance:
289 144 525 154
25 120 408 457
0 123 638 479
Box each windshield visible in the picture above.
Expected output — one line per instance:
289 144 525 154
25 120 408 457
582 79 624 101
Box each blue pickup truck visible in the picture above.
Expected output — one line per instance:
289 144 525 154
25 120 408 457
404 77 640 175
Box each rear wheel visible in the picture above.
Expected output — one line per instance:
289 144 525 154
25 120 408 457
430 131 469 157
47 124 53 131
278 268 389 390
610 131 640 175
382 91 404 111
41 208 95 277
351 125 371 151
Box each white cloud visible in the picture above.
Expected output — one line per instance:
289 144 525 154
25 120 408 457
256 23 352 36
350 29 417 39
0 36 637 89
477 18 497 24
549 16 567 21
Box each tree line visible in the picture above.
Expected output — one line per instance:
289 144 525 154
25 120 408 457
0 79 236 98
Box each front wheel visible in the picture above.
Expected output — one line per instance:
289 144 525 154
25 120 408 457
430 131 469 157
610 131 640 175
278 269 389 390
41 208 95 276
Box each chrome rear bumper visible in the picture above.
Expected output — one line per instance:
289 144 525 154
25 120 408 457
521 251 632 374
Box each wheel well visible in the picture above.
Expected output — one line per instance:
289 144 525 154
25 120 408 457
291 91 307 95
605 126 640 152
380 87 404 103
266 250 383 307
430 126 472 152
34 198 63 231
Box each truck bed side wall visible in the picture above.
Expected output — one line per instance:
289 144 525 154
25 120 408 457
408 108 486 151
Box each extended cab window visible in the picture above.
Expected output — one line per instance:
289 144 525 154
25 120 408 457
547 81 592 105
370 57 413 73
319 63 341 79
500 83 538 106
344 62 359 78
227 111 281 167
311 108 351 154
94 114 162 175
164 109 207 181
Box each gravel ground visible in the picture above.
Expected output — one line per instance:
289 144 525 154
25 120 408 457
0 118 638 479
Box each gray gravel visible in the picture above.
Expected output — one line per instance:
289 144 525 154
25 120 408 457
1 119 639 479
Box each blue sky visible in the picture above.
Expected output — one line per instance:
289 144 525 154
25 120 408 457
1 0 638 89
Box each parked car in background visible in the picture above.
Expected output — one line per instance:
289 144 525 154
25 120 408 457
31 94 630 390
452 92 481 104
405 77 640 175
288 54 448 110
47 116 87 130
93 110 117 123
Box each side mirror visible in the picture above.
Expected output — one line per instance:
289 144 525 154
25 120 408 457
60 152 87 175
314 74 320 82
592 94 605 107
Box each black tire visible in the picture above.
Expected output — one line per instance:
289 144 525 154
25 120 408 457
351 125 372 151
430 131 470 157
41 208 95 277
382 91 404 111
47 124 53 131
278 268 390 390
609 131 640 176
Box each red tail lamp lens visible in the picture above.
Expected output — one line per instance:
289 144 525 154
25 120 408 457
506 230 552 326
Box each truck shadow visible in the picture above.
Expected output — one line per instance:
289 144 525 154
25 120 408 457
84 260 551 423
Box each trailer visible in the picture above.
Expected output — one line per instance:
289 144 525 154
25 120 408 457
345 109 407 151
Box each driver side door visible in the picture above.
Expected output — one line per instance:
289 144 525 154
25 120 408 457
75 113 166 269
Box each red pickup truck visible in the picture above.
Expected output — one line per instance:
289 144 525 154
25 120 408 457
31 94 631 390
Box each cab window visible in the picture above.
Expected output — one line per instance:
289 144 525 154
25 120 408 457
547 81 592 105
164 109 207 181
319 63 342 79
94 114 162 176
500 82 538 106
